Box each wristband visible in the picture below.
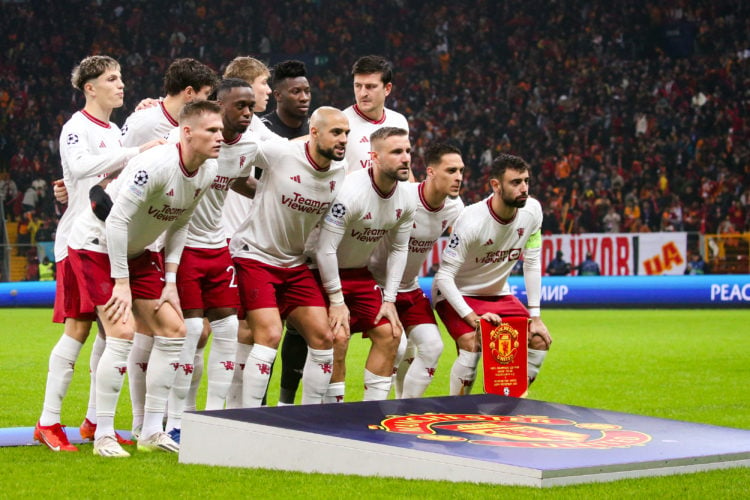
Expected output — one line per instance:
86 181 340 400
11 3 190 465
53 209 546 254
528 306 541 318
165 272 177 283
328 290 345 306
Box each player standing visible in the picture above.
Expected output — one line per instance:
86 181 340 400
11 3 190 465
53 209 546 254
35 55 161 452
66 101 222 456
369 143 465 398
229 106 349 407
164 79 257 441
261 59 311 138
432 153 552 395
315 126 416 402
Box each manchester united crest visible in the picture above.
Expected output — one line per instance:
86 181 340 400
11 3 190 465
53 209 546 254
488 323 520 365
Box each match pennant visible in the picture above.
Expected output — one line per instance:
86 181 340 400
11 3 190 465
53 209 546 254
480 317 529 398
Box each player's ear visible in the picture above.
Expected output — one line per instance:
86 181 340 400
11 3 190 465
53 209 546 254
384 82 393 96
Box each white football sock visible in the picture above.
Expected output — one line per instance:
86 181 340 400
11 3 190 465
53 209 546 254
390 331 408 398
85 332 106 423
301 347 333 405
527 348 548 384
127 332 152 432
166 318 202 431
402 324 444 398
393 339 416 399
226 342 252 409
449 349 480 396
324 381 346 403
242 344 276 408
185 346 204 412
94 337 132 439
205 315 238 410
363 369 392 401
39 334 83 426
143 336 184 438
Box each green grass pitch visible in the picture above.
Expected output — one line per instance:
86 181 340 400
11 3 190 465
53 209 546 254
1 307 748 498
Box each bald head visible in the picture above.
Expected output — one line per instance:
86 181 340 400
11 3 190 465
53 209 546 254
310 106 349 163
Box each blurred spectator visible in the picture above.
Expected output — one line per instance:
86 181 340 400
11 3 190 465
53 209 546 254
684 252 708 275
602 205 622 233
23 247 39 281
576 253 601 276
546 250 571 276
38 256 55 281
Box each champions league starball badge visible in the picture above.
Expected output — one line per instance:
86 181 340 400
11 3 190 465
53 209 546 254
133 170 149 186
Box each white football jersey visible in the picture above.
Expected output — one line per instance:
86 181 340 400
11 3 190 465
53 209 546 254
221 114 280 239
432 196 543 317
121 101 178 147
342 104 409 175
55 110 138 262
370 181 463 292
230 141 345 267
185 133 257 248
68 143 217 278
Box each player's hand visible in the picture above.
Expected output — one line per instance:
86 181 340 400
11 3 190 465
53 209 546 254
53 179 68 204
328 303 351 340
464 311 502 329
104 280 132 324
135 97 160 111
154 283 184 319
374 301 403 338
139 138 167 153
528 317 552 349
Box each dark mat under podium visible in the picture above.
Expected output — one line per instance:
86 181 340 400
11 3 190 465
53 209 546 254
179 395 750 486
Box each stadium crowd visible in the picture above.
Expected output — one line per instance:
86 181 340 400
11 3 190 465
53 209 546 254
1 0 749 241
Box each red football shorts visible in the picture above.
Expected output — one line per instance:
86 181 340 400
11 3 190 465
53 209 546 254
53 256 95 322
395 288 437 328
177 246 239 311
435 294 529 340
324 267 390 334
233 257 326 319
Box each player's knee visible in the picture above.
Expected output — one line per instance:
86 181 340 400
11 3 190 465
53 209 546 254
529 332 550 351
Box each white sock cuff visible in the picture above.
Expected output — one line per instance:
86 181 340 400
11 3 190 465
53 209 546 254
308 347 333 363
91 333 106 356
210 315 239 339
54 334 84 360
326 381 345 396
457 349 481 367
153 336 184 354
105 337 133 356
364 369 392 391
250 344 277 364
133 332 153 350
184 317 204 340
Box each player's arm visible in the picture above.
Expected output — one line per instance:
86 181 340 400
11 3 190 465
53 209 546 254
523 231 551 348
315 223 350 338
374 213 413 336
230 176 257 199
61 130 139 180
104 194 141 324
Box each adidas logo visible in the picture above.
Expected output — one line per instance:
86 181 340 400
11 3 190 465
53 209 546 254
99 141 106 148
359 136 369 143
363 212 372 220
166 188 174 197
290 175 301 183
483 238 494 246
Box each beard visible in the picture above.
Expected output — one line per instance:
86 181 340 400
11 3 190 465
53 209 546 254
500 187 527 208
316 143 344 161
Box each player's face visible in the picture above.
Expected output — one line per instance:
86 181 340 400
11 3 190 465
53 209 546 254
495 169 530 208
353 73 391 116
188 111 224 159
251 74 272 113
315 115 349 161
221 86 255 135
276 77 311 119
88 66 125 109
373 135 411 182
429 153 464 197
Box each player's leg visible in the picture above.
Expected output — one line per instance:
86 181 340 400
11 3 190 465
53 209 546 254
205 309 238 409
435 301 480 396
287 306 335 405
127 322 152 439
325 333 349 403
401 323 444 398
278 327 307 405
390 331 408 398
165 309 203 441
242 308 283 407
132 298 184 452
392 335 415 399
36 317 91 452
363 324 402 401
225 319 252 408
528 328 550 385
186 322 210 411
